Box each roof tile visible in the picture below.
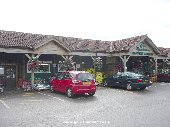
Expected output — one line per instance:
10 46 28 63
0 30 169 55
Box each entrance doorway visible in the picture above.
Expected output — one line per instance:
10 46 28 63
0 65 16 90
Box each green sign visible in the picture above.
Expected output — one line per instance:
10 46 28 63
132 52 153 56
132 42 153 56
136 42 150 51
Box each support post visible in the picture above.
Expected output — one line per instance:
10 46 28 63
31 54 35 86
91 53 97 81
119 55 130 72
153 58 158 82
60 55 74 71
154 58 158 74
94 53 97 81
25 54 41 86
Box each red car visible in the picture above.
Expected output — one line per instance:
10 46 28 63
50 71 96 98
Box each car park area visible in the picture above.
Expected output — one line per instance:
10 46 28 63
1 83 170 127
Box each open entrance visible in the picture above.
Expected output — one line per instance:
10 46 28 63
0 65 16 90
127 56 155 76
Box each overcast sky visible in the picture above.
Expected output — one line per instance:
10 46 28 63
0 0 170 47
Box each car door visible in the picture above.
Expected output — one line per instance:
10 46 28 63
104 75 114 86
116 73 128 87
53 73 64 92
111 73 122 86
59 72 72 93
105 73 120 87
119 75 128 87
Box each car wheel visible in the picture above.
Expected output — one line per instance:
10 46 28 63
67 88 74 98
103 80 108 87
140 87 146 90
126 83 132 90
89 92 95 96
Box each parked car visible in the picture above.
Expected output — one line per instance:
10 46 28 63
103 72 152 90
157 71 170 82
33 79 50 91
50 71 96 98
33 83 50 91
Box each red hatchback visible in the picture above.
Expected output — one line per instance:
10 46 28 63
50 71 96 98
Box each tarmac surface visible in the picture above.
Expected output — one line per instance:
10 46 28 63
0 83 170 127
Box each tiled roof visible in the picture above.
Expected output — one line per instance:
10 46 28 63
59 37 111 52
0 30 53 49
111 35 147 52
55 35 148 53
0 30 168 55
158 47 170 55
0 30 111 52
0 30 112 52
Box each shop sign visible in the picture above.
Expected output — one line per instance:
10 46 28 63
132 52 153 55
132 41 154 56
136 42 150 51
40 61 53 64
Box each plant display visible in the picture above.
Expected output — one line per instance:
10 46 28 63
59 58 75 71
85 68 104 85
28 56 41 71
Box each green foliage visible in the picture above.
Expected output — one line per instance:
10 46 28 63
59 58 75 71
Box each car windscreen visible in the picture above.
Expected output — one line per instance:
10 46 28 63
76 73 94 82
114 72 122 78
125 72 143 78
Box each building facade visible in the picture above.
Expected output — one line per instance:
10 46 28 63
0 30 170 90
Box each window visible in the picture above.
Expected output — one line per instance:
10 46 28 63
0 66 4 76
57 73 64 80
76 73 94 81
64 73 72 79
27 63 51 73
114 72 122 78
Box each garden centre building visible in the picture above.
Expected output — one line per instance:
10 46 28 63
0 30 170 90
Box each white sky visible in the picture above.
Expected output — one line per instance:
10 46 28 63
0 0 170 47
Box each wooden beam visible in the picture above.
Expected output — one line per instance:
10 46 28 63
25 54 32 59
69 52 109 56
154 58 158 74
16 64 18 88
61 55 73 60
31 54 35 86
61 55 67 60
0 47 32 54
23 55 26 80
119 55 131 72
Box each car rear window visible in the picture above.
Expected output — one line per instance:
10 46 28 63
76 73 94 81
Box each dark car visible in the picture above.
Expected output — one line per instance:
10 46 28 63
103 72 152 90
50 71 96 98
